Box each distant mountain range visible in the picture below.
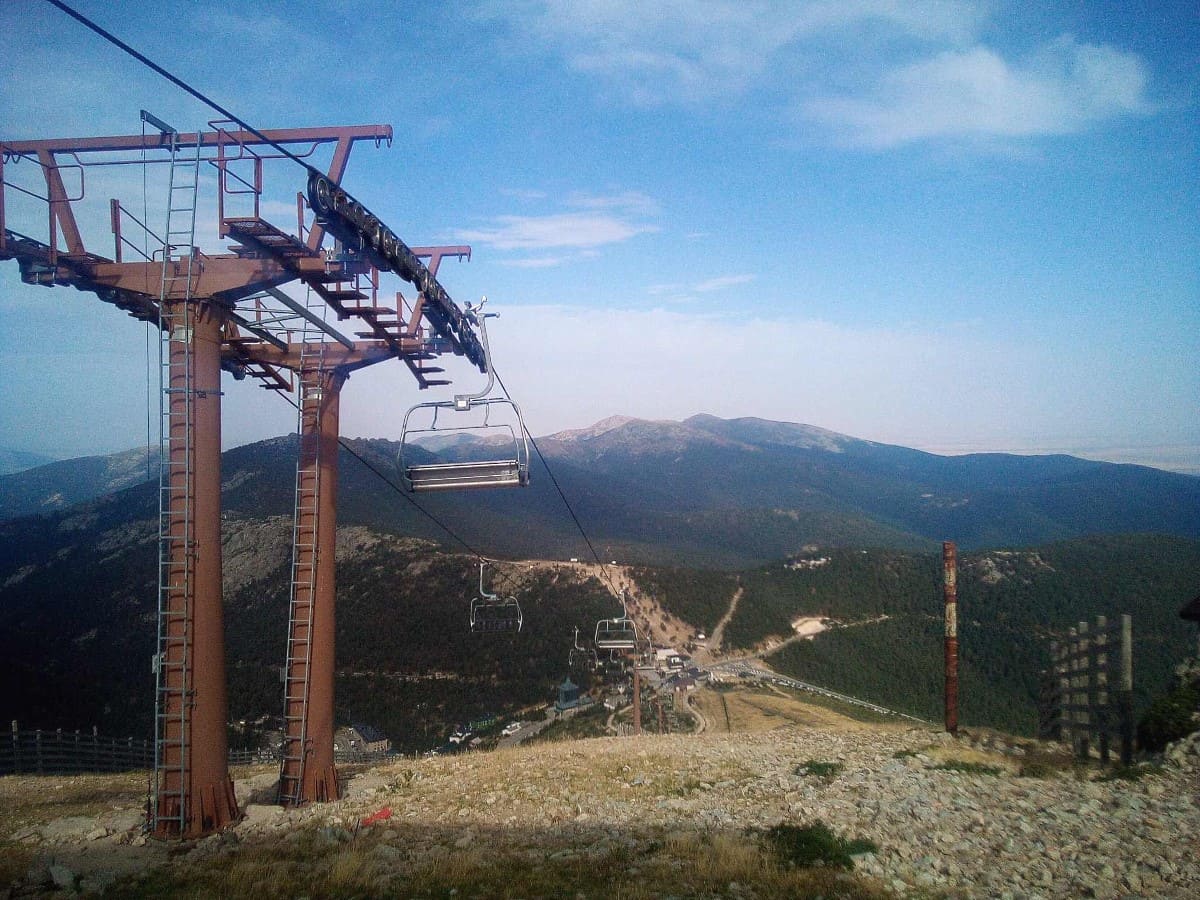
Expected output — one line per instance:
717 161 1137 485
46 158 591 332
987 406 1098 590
2 414 1197 565
2 413 1197 742
0 447 60 477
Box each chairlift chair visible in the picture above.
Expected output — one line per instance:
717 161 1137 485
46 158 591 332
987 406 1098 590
594 617 639 651
594 587 639 651
469 561 522 634
568 626 598 671
398 302 531 492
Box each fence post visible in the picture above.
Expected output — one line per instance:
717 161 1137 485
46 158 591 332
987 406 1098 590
1056 640 1070 747
1066 627 1079 754
91 726 99 773
35 729 43 775
11 721 19 776
1119 614 1134 766
1094 616 1110 764
1084 619 1094 763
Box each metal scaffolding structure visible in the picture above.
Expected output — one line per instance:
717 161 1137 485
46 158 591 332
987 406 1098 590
1 119 487 837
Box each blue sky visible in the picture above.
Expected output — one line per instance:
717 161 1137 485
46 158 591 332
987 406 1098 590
1 0 1197 471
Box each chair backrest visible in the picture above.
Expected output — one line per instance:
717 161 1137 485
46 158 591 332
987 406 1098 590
470 596 523 634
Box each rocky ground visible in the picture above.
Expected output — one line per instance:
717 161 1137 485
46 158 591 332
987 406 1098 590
3 690 1198 898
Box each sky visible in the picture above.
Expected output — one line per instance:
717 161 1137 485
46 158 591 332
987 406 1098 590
1 0 1197 473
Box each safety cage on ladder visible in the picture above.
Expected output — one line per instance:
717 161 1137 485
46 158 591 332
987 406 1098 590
594 589 639 651
398 301 531 492
470 561 523 634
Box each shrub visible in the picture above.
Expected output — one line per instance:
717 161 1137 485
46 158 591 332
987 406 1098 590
931 760 1003 776
1136 683 1199 753
1017 761 1059 779
1097 763 1163 783
763 821 877 870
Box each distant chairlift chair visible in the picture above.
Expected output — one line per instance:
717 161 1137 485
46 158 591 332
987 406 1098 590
398 302 531 492
470 561 523 634
569 626 598 672
594 589 639 652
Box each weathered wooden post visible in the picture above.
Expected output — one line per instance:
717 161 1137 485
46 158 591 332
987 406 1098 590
1119 614 1134 766
1056 640 1072 748
942 541 959 735
1095 616 1110 763
1077 622 1092 758
11 721 19 775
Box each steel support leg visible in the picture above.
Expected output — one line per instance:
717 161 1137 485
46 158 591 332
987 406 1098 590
280 368 344 805
155 301 238 838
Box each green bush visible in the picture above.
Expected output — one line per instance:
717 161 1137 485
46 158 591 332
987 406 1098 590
763 822 877 870
1097 763 1163 782
1136 683 1199 752
931 760 1003 776
1017 761 1059 779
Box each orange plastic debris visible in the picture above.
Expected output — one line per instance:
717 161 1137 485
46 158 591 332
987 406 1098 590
360 806 393 827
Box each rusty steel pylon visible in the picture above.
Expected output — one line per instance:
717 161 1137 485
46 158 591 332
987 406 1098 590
1 120 486 836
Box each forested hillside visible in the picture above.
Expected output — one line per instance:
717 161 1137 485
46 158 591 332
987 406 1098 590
2 421 1198 748
0 509 618 752
636 535 1200 734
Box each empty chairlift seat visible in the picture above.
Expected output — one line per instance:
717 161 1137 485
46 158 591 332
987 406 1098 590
397 304 531 493
594 617 639 651
468 560 523 634
399 397 531 493
471 595 523 634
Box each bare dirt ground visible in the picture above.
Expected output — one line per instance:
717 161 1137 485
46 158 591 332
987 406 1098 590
691 683 893 735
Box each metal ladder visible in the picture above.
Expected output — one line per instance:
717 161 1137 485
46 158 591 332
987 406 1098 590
151 122 201 836
278 299 326 805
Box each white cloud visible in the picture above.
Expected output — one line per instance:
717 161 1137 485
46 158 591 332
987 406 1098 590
486 0 990 104
500 255 571 269
456 189 660 257
565 190 661 215
481 2 1153 147
500 188 550 202
456 212 658 251
694 274 755 293
805 37 1153 147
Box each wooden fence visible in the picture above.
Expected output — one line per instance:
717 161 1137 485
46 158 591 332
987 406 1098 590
1038 614 1133 765
2 725 154 775
2 722 398 776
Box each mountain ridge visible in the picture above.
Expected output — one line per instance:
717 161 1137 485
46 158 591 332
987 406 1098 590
2 414 1197 563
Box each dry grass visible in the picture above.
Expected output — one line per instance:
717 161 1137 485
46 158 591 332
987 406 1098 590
0 770 146 832
921 744 1017 774
692 683 894 735
117 824 897 899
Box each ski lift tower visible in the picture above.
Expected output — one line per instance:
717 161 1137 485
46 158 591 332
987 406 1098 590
0 118 487 837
